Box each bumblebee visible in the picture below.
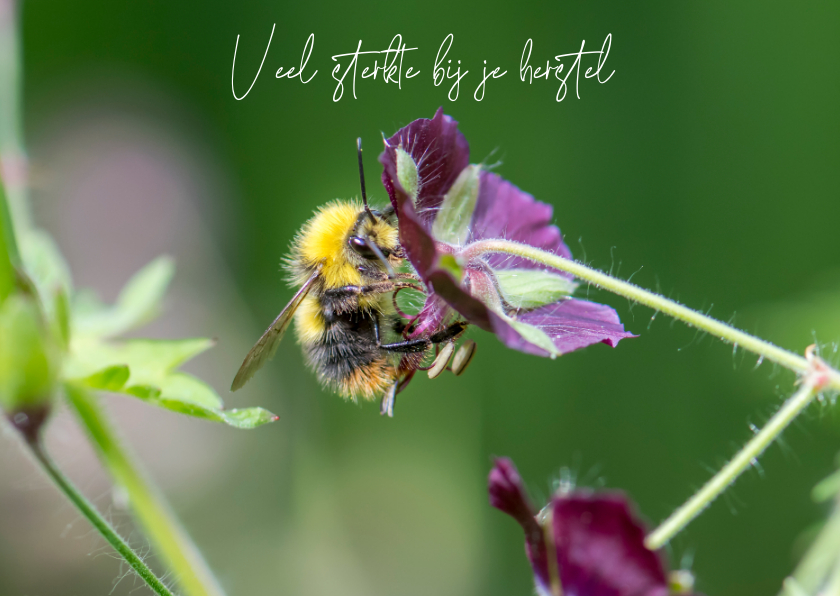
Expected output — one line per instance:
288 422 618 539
231 139 467 416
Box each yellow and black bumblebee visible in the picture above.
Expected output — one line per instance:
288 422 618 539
231 139 468 416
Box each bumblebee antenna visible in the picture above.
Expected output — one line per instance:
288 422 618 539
357 137 376 223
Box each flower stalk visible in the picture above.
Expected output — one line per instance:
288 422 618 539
65 384 227 596
25 435 175 596
461 239 840 390
645 377 819 550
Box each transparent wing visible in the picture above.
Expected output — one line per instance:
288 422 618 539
231 266 322 391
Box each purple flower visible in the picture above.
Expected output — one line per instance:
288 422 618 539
489 458 700 596
379 108 634 357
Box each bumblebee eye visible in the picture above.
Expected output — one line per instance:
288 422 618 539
348 235 390 260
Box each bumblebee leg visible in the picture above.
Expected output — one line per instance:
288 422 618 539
374 319 469 353
323 281 418 300
380 382 398 417
428 322 468 344
372 315 431 353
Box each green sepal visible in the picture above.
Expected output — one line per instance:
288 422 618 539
431 165 481 246
436 254 464 282
395 148 419 203
493 268 578 311
504 317 560 357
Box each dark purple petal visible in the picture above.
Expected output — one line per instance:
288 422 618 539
427 268 634 357
551 492 669 596
471 171 572 273
516 299 636 353
489 458 539 529
489 459 551 594
380 107 470 224
380 111 635 357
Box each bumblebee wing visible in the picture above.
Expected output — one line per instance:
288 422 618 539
231 265 322 391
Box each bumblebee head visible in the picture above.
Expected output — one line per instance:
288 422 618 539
290 138 403 288
291 200 401 288
346 205 400 268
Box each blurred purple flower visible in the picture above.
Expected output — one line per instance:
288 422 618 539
489 458 699 596
379 108 633 357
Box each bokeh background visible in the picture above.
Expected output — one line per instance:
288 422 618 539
1 1 839 595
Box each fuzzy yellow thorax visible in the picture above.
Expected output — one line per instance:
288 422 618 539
290 200 399 289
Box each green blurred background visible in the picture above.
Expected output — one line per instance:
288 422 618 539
1 1 839 594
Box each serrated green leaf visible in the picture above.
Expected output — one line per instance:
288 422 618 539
155 373 223 410
115 378 274 428
62 336 276 427
64 337 215 382
432 165 480 245
149 399 277 429
124 384 161 400
73 256 174 338
214 407 278 428
494 268 579 310
82 365 130 391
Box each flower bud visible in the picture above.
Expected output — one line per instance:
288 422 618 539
0 295 59 440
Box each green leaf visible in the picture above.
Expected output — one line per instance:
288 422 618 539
154 373 222 410
494 268 579 310
124 383 275 428
82 365 130 392
431 165 480 245
65 337 213 379
395 148 419 203
73 256 174 338
148 398 277 429
63 336 277 428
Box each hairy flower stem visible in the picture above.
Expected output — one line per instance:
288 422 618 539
462 239 840 390
645 380 818 549
65 384 227 596
25 436 175 596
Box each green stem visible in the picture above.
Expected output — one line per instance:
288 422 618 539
64 384 227 596
644 380 818 550
0 180 15 302
26 436 175 596
0 176 19 265
0 0 32 235
462 239 840 390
